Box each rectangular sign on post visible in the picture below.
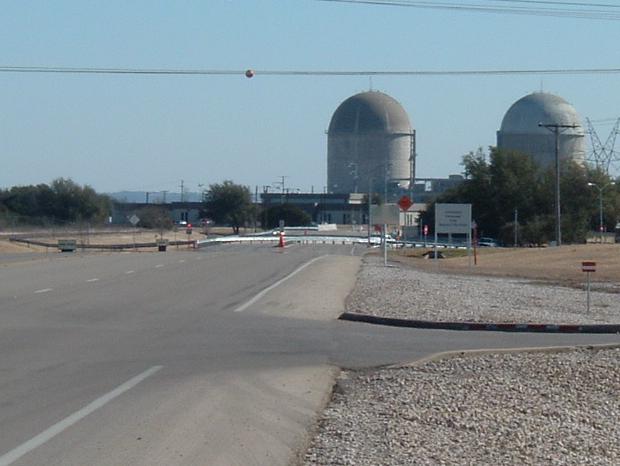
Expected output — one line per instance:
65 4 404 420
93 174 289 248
370 204 400 225
435 203 472 234
434 203 473 266
582 261 596 272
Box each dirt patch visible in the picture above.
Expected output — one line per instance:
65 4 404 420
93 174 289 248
0 239 47 254
390 244 620 288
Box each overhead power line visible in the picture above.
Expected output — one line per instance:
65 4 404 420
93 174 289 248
314 0 620 20
1 65 620 77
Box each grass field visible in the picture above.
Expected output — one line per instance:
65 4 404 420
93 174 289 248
392 244 620 287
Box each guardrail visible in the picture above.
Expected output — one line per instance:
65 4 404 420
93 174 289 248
9 237 195 250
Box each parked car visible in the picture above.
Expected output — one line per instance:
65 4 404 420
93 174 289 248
478 237 498 247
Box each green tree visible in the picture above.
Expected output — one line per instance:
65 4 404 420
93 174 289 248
49 178 111 223
261 204 311 229
203 181 253 234
136 206 173 231
421 147 616 245
0 179 110 224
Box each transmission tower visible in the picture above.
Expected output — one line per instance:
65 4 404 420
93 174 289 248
585 117 620 175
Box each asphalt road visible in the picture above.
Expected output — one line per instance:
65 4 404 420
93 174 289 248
0 243 618 465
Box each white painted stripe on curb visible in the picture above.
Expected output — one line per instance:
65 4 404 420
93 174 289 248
0 365 163 466
34 288 52 294
233 255 327 313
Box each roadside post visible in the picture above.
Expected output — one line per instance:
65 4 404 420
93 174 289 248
186 223 193 249
128 214 140 252
472 220 478 266
582 261 596 312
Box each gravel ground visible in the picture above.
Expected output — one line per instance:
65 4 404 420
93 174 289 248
303 256 620 466
304 347 620 466
346 256 620 324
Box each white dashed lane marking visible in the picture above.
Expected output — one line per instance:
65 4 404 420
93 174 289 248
0 366 163 466
86 278 99 283
155 264 164 268
125 270 135 275
34 288 53 294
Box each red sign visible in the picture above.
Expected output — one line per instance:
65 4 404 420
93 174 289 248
398 195 413 211
582 261 596 272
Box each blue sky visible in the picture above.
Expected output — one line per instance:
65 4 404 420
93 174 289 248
1 0 619 194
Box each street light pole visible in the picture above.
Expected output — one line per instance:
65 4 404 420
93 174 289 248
539 123 580 247
588 181 615 243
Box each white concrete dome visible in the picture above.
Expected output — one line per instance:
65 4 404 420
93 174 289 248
497 92 586 167
500 92 584 137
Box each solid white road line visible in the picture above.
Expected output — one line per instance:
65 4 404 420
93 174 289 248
34 288 53 294
233 255 328 313
0 365 163 466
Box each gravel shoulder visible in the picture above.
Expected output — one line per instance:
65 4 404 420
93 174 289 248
303 252 620 466
304 346 620 466
347 256 620 325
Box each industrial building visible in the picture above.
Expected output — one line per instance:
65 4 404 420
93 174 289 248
327 91 415 200
497 92 586 167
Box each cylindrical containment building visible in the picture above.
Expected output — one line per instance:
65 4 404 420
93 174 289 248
327 91 415 197
497 92 585 167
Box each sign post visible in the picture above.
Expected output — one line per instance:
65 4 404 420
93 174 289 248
582 261 596 312
370 205 400 267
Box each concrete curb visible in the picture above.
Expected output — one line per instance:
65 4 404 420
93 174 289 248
387 343 620 370
339 312 620 334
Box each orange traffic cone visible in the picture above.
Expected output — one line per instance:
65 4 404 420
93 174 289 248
278 231 286 248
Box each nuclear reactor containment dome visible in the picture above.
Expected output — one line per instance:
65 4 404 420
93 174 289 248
327 91 415 196
497 92 585 167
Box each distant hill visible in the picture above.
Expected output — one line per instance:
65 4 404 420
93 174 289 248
107 191 203 203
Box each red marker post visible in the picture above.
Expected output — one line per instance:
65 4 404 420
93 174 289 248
582 261 596 312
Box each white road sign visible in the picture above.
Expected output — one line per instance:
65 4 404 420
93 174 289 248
435 203 472 234
129 214 140 226
370 204 400 225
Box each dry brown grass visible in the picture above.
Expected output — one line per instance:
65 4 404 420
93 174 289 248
391 244 620 286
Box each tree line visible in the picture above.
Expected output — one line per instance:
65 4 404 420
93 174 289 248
422 147 620 245
0 178 111 226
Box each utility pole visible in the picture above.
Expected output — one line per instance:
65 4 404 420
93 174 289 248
162 190 169 204
273 176 287 204
368 177 373 246
514 208 518 247
179 180 185 203
145 192 150 204
254 185 259 233
539 123 580 247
